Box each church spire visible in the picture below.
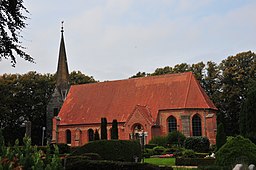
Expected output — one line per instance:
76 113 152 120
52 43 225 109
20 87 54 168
56 21 69 100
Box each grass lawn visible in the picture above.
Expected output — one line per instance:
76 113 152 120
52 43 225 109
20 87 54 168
144 158 198 170
144 157 175 167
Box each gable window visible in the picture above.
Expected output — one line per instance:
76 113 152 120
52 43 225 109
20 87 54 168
88 129 94 141
168 116 177 132
66 129 71 144
192 114 202 136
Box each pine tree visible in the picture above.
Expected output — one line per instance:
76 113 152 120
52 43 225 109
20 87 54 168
111 119 118 139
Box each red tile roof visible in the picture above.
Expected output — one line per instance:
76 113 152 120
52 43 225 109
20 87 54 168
58 72 217 125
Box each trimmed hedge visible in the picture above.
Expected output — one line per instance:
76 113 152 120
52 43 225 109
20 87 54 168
66 159 173 170
215 135 256 166
72 140 141 162
50 143 70 154
175 158 215 166
184 137 210 153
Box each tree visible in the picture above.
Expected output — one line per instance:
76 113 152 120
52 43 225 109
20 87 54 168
111 119 118 139
218 51 256 135
216 123 226 151
94 129 100 140
100 117 107 140
69 71 97 85
0 0 33 66
130 72 147 78
240 80 256 143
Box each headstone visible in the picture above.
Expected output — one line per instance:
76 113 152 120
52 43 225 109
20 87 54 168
249 164 256 170
233 164 245 170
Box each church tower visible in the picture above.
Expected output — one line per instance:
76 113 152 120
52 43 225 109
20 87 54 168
46 22 70 143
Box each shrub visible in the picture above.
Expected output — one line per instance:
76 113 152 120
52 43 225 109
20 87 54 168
144 149 154 158
71 140 141 162
152 146 166 155
182 149 196 158
167 131 186 146
111 119 118 139
184 136 210 153
81 153 102 160
101 117 107 140
50 143 70 154
145 144 157 149
175 157 215 166
216 123 226 151
149 136 168 147
215 135 256 166
66 159 172 170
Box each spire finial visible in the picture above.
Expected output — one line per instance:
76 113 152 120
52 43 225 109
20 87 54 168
61 21 64 33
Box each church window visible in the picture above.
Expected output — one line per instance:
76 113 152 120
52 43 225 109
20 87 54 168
168 116 177 132
66 129 71 144
53 108 59 116
88 129 94 141
192 114 202 136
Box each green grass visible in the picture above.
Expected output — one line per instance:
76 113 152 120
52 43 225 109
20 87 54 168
144 157 175 167
144 158 198 169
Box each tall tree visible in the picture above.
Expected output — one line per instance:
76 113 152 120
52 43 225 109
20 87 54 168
100 117 107 140
219 51 256 135
0 0 33 66
111 119 118 139
240 80 256 143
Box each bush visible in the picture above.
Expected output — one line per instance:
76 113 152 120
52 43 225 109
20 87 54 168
149 136 168 147
216 123 226 151
144 149 154 158
198 165 229 170
66 159 173 170
175 157 215 166
184 137 210 153
71 140 141 162
167 131 186 146
50 143 70 154
182 149 196 158
145 144 158 149
215 135 256 166
81 153 102 160
152 146 166 155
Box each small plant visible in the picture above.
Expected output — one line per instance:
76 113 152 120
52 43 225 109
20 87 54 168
152 146 166 155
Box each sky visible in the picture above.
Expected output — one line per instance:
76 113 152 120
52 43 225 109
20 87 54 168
1 0 256 81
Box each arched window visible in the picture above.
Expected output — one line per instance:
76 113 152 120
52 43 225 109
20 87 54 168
66 129 71 144
88 129 94 141
168 116 177 132
192 114 202 136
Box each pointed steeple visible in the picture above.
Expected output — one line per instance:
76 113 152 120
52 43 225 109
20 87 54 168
56 21 69 100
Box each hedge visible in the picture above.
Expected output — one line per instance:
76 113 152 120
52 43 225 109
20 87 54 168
175 158 215 166
65 160 173 170
71 140 142 162
184 137 210 153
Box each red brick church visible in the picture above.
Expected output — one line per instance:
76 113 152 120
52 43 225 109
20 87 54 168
48 27 217 146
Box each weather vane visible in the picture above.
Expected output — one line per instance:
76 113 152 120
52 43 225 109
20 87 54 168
61 21 64 33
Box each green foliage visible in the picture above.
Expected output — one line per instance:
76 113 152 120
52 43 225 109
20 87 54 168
0 0 33 65
0 135 63 169
50 143 70 154
69 71 97 85
181 149 196 158
184 137 210 153
94 129 100 140
167 131 186 146
216 123 226 151
72 140 142 162
175 157 215 166
100 117 107 140
66 159 168 170
240 80 256 143
111 119 118 139
149 136 168 147
215 135 256 166
152 146 166 155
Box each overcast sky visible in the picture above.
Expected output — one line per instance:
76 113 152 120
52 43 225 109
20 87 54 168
1 0 256 81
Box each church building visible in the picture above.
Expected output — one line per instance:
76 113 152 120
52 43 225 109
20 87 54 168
49 27 217 146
